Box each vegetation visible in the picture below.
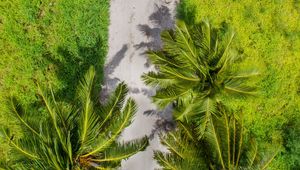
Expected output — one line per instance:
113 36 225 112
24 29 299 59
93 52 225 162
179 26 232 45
145 19 279 169
142 19 258 138
1 0 299 169
0 0 109 161
1 66 148 169
155 112 279 170
172 0 300 169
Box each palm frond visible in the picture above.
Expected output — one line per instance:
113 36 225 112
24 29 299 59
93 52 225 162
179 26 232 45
37 84 68 153
155 127 208 170
174 104 195 122
260 147 281 170
200 19 212 53
176 122 196 142
6 97 40 137
2 128 39 160
226 69 260 79
81 98 136 157
154 151 179 170
156 110 277 170
160 66 200 82
160 135 184 159
224 79 257 97
153 87 192 108
90 137 149 163
195 97 217 139
245 139 258 167
215 31 235 72
142 71 177 88
223 114 231 169
205 117 226 169
154 149 207 170
174 96 204 122
174 21 205 74
161 30 182 58
99 82 129 129
77 66 98 146
147 51 182 68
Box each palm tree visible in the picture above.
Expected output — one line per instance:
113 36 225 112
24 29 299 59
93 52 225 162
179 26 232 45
142 20 258 137
1 66 149 169
154 111 279 170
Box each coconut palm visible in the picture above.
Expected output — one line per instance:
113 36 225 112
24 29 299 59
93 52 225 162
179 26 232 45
1 66 148 170
154 111 279 170
142 20 258 138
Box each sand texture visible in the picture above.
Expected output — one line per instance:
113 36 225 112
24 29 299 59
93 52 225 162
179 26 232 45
101 0 178 169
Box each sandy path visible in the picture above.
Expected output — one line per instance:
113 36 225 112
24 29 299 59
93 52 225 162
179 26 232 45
101 0 178 169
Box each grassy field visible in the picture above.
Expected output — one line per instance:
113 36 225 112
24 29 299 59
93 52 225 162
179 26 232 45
0 0 109 162
178 0 300 169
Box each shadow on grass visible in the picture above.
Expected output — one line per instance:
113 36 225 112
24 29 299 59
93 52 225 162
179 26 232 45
44 36 106 102
176 0 196 25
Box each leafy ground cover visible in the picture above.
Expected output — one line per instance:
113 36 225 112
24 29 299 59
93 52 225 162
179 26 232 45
0 0 109 162
178 0 300 169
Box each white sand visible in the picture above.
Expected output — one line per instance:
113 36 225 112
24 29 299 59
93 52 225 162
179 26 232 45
102 0 178 169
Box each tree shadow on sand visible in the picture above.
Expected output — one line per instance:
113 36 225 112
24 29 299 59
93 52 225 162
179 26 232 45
134 3 177 137
135 4 175 52
100 44 128 103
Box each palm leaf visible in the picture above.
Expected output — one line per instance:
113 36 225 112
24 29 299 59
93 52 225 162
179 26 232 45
205 117 226 169
224 79 257 97
154 151 179 170
174 102 196 122
77 66 98 146
195 97 217 139
2 129 39 160
142 71 177 88
174 21 206 74
37 84 68 153
160 66 200 82
6 97 40 137
155 127 208 170
200 19 212 54
226 69 260 79
161 30 182 58
260 147 281 170
81 98 136 157
90 137 149 163
147 51 182 68
153 87 192 108
245 139 258 167
215 31 235 73
99 82 129 129
176 122 196 142
160 136 184 159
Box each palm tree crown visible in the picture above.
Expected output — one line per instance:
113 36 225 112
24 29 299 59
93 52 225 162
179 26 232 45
2 66 148 169
142 20 258 136
154 111 279 170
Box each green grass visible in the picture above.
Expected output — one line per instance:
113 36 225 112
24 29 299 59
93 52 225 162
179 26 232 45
0 0 109 162
178 0 300 169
